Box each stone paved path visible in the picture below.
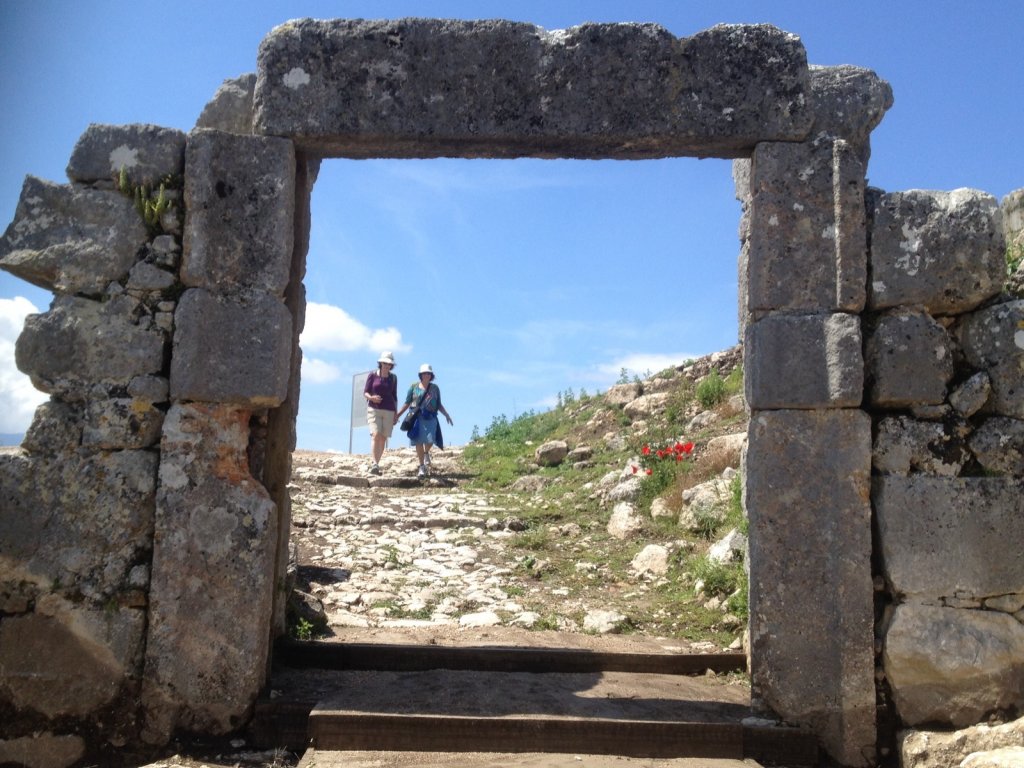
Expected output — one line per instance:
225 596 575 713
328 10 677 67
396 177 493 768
288 447 725 654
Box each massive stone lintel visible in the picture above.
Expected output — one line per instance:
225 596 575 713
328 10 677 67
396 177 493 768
746 408 875 767
254 19 813 158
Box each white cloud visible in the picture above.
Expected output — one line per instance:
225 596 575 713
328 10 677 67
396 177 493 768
301 302 411 354
0 297 48 434
597 353 699 381
302 356 341 384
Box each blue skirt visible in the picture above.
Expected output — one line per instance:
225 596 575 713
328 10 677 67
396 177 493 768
409 411 438 446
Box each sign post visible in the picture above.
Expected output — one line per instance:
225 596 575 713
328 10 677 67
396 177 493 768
350 370 371 454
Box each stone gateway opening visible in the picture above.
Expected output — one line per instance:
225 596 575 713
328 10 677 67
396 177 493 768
1 17 1021 768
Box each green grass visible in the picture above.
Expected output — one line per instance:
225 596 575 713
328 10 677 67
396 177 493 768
461 356 750 642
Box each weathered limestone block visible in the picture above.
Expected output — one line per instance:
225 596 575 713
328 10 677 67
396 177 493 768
20 400 81 456
874 477 1024 601
0 449 157 602
872 416 968 476
865 310 954 407
534 439 568 467
746 409 875 766
957 300 1024 418
950 371 992 417
604 382 642 406
127 374 170 405
182 129 295 295
0 176 148 294
623 391 671 419
143 402 278 741
748 136 867 312
81 398 164 450
704 432 746 468
196 73 257 134
255 19 813 158
607 502 643 540
808 65 893 153
169 288 292 406
0 594 144 719
868 188 1005 313
126 261 176 292
883 603 1024 727
745 312 863 408
901 716 1024 768
15 296 166 401
968 416 1024 475
0 733 86 768
66 123 187 186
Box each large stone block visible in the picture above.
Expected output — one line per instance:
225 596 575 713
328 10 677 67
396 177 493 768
748 136 867 312
182 129 295 295
0 594 144 719
865 310 954 407
15 296 166 401
81 397 164 450
195 74 257 134
808 65 893 154
254 19 813 158
66 123 187 186
956 300 1024 418
874 476 1024 602
868 188 1005 314
745 408 875 766
143 402 278 741
0 175 148 294
169 288 292 407
744 312 863 408
0 449 157 603
883 603 1024 728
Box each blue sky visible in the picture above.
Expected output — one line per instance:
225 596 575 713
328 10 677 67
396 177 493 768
1 1 1021 452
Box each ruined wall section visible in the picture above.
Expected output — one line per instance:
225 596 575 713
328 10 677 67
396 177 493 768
866 188 1024 731
0 124 186 759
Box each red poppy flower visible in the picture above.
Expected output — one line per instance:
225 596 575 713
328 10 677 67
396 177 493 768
645 468 653 475
681 442 694 454
642 445 651 456
631 465 638 474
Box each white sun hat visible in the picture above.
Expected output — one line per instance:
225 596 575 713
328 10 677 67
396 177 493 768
378 352 395 366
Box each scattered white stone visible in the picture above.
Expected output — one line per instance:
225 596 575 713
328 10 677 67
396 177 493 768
584 609 628 634
631 544 670 576
607 502 643 539
459 611 502 628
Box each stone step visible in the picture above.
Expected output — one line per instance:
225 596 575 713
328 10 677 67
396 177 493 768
297 748 765 768
276 639 748 675
251 642 818 766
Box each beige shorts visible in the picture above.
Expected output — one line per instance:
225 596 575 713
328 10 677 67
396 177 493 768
367 407 395 439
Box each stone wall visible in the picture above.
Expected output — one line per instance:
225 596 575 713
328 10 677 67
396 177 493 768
0 18 1021 768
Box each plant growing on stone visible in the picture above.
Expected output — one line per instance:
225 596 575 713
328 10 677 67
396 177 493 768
117 166 177 236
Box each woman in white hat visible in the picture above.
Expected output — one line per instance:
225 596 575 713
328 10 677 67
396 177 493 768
396 363 453 478
362 352 398 474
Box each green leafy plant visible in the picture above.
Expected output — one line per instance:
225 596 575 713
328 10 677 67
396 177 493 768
290 617 314 640
696 370 727 409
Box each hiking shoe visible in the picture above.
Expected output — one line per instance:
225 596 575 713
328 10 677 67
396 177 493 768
417 464 427 479
424 452 432 466
368 463 381 475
